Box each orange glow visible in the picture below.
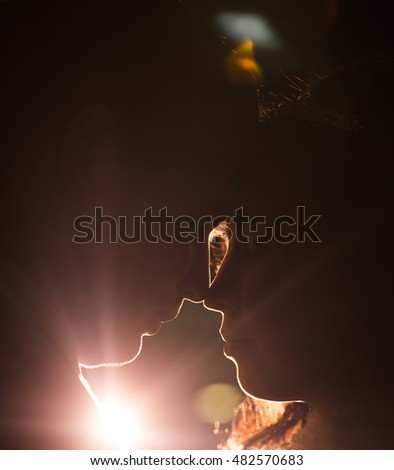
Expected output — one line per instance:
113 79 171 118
226 40 263 85
238 58 262 82
219 397 309 450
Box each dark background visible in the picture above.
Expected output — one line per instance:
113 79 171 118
1 0 393 449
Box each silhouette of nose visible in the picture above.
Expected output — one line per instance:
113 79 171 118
204 282 231 313
204 260 241 314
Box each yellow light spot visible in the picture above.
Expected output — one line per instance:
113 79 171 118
193 383 243 424
235 39 254 57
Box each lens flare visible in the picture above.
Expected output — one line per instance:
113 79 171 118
193 383 242 424
218 12 279 49
99 399 139 449
226 40 263 85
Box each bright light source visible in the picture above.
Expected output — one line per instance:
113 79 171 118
218 13 279 49
99 400 139 449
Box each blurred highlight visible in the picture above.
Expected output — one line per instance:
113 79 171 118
193 383 243 424
218 12 279 49
226 39 263 86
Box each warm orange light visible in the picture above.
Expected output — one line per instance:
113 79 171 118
237 58 262 81
226 39 263 85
